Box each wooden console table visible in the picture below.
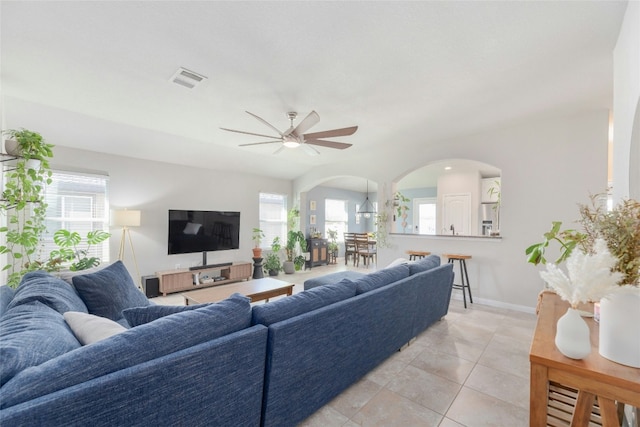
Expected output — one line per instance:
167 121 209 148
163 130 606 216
530 292 640 426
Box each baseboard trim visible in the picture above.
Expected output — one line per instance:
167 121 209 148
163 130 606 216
450 293 536 314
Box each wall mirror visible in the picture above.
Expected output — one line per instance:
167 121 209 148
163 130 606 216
393 159 501 237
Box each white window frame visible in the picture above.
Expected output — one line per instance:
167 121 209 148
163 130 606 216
259 192 287 249
42 170 110 264
325 198 348 242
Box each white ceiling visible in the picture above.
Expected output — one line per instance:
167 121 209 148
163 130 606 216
0 1 627 191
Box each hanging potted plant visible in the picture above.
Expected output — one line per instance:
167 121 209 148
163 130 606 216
252 227 265 258
526 193 640 367
0 129 54 288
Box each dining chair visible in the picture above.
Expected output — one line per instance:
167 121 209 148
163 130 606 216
344 232 357 266
355 234 376 267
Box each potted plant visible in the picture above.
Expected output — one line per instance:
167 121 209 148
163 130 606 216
0 129 54 288
293 254 306 271
283 230 306 274
394 191 410 232
252 227 265 258
526 193 640 367
263 237 282 276
327 228 339 263
47 229 111 271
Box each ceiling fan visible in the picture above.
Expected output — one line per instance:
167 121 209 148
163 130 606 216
220 111 357 155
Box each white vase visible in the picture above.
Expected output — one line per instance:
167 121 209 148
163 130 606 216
4 139 20 156
599 288 640 368
555 307 591 359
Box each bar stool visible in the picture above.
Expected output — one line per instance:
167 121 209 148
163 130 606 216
443 254 473 308
406 250 431 261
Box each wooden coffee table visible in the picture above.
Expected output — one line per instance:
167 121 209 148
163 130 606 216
182 277 295 305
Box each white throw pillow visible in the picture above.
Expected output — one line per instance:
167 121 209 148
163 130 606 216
63 311 127 345
385 258 409 268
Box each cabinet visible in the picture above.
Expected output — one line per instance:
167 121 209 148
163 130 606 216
481 178 501 203
307 238 328 268
156 262 252 296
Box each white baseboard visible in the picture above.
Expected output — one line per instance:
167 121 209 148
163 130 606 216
450 293 536 314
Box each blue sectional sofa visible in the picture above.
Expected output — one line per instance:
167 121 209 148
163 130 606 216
0 256 453 426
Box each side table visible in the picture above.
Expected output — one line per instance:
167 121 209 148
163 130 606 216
530 292 640 426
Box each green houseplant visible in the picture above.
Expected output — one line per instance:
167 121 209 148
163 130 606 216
47 229 111 271
251 227 265 258
263 236 282 276
282 206 306 274
0 129 54 287
327 228 339 256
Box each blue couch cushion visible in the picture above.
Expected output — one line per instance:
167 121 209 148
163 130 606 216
408 254 441 275
354 264 411 294
0 301 81 387
303 271 366 290
252 279 357 326
122 303 210 327
72 261 150 324
7 271 88 315
0 285 15 317
0 293 252 408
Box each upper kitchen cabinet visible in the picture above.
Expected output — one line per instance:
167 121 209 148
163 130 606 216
481 178 501 203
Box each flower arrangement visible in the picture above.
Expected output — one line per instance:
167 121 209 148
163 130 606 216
539 239 624 308
527 193 640 287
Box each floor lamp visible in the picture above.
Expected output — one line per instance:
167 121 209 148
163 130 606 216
112 209 141 290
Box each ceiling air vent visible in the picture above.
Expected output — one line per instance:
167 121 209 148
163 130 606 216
170 67 207 89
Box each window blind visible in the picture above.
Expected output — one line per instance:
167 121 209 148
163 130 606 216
259 192 287 249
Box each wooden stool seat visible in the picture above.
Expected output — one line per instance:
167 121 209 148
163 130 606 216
406 250 431 260
444 254 473 308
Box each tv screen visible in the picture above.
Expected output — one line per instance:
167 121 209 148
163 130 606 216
168 210 240 255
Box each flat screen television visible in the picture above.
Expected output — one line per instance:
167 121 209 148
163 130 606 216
168 210 240 256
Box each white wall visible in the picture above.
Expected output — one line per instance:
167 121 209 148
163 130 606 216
51 147 291 281
296 110 609 311
613 1 640 201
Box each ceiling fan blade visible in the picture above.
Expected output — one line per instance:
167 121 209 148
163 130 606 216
245 111 285 136
305 139 353 150
290 110 320 137
273 145 286 155
220 127 280 139
238 140 282 147
303 126 358 140
301 143 320 156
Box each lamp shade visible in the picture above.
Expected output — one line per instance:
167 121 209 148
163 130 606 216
112 209 141 227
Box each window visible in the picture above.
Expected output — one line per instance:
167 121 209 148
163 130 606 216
325 199 348 242
259 192 287 248
42 170 110 263
413 197 437 235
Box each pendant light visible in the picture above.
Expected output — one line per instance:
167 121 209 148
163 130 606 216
357 180 376 218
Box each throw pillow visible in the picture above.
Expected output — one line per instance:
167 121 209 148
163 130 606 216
408 255 441 275
252 278 357 326
72 261 151 324
122 303 210 327
385 258 409 268
8 271 88 315
354 263 411 294
0 301 81 386
64 311 127 345
0 285 16 317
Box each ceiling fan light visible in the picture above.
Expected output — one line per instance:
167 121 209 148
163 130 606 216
283 140 300 148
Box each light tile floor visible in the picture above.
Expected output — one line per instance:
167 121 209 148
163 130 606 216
153 259 536 427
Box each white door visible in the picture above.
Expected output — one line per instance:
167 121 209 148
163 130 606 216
442 193 471 235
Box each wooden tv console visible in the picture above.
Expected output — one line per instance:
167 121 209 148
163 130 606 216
156 262 252 296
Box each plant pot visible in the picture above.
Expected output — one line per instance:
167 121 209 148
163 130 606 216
599 287 640 368
252 247 263 258
268 270 279 277
555 307 591 359
283 261 295 274
4 139 20 156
